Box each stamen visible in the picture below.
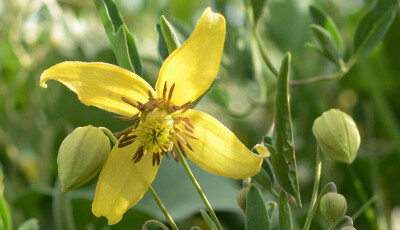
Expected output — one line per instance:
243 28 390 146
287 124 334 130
163 82 167 100
166 83 175 107
121 97 143 111
114 126 134 138
183 131 199 140
132 146 144 163
114 113 139 121
184 125 194 133
177 140 187 157
148 90 154 99
171 147 179 162
118 140 135 148
152 152 161 166
183 117 195 129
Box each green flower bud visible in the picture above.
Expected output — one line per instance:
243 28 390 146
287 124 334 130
320 192 347 225
341 226 356 230
58 126 110 193
313 109 360 164
237 187 249 213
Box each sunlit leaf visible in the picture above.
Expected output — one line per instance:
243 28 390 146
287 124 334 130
270 53 301 207
245 185 271 230
0 170 11 230
278 192 292 230
309 5 341 50
353 0 398 58
160 16 181 55
94 0 142 75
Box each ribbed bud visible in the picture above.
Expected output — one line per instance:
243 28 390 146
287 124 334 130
237 187 249 213
320 192 347 225
313 109 360 164
58 126 110 193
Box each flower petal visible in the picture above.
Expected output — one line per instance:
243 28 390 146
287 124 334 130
40 61 155 116
92 142 160 225
155 8 225 106
182 109 263 178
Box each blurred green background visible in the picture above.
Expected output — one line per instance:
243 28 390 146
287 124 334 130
1 0 400 229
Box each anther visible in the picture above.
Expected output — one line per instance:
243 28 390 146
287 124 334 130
177 141 187 157
114 113 139 121
121 97 143 111
148 90 154 99
183 131 199 140
163 82 167 100
114 126 134 138
171 148 179 162
166 83 175 107
118 140 135 148
132 146 144 162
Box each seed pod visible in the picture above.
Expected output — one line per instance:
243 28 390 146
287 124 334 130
313 109 360 164
320 192 347 225
58 126 110 193
237 187 249 213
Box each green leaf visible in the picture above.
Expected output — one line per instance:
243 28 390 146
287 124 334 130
245 185 271 230
156 23 169 61
310 25 341 66
18 219 39 230
252 167 274 194
309 5 342 50
278 192 293 230
160 16 181 55
0 170 11 230
353 0 398 58
249 0 268 25
270 53 301 207
200 209 218 230
94 0 142 75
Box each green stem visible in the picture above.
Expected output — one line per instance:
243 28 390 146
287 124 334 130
148 187 179 230
100 127 178 229
302 182 336 230
175 146 223 230
327 223 336 230
302 145 322 230
254 29 279 78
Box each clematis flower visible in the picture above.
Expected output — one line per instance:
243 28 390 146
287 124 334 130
40 8 264 225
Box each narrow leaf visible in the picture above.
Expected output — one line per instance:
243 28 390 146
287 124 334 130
160 16 181 55
252 168 273 194
246 185 271 230
0 170 11 230
353 0 398 57
250 0 268 25
156 23 169 61
310 25 341 66
271 53 301 207
278 192 293 230
309 5 342 50
200 210 218 230
94 0 142 75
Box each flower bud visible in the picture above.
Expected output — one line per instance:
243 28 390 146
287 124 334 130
341 226 356 230
58 126 110 193
237 187 249 213
313 109 360 164
320 192 347 225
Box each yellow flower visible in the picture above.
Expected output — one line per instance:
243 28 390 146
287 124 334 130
40 8 264 225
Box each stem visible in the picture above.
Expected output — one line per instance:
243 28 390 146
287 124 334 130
302 182 336 230
101 127 178 229
310 146 322 208
142 220 170 230
148 187 178 230
302 145 322 230
328 223 336 230
175 146 223 230
254 29 279 78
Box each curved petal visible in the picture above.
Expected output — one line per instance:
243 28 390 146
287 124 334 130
40 61 155 116
155 8 225 106
92 142 160 225
182 110 264 179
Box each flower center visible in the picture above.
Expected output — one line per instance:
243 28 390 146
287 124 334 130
115 82 197 166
